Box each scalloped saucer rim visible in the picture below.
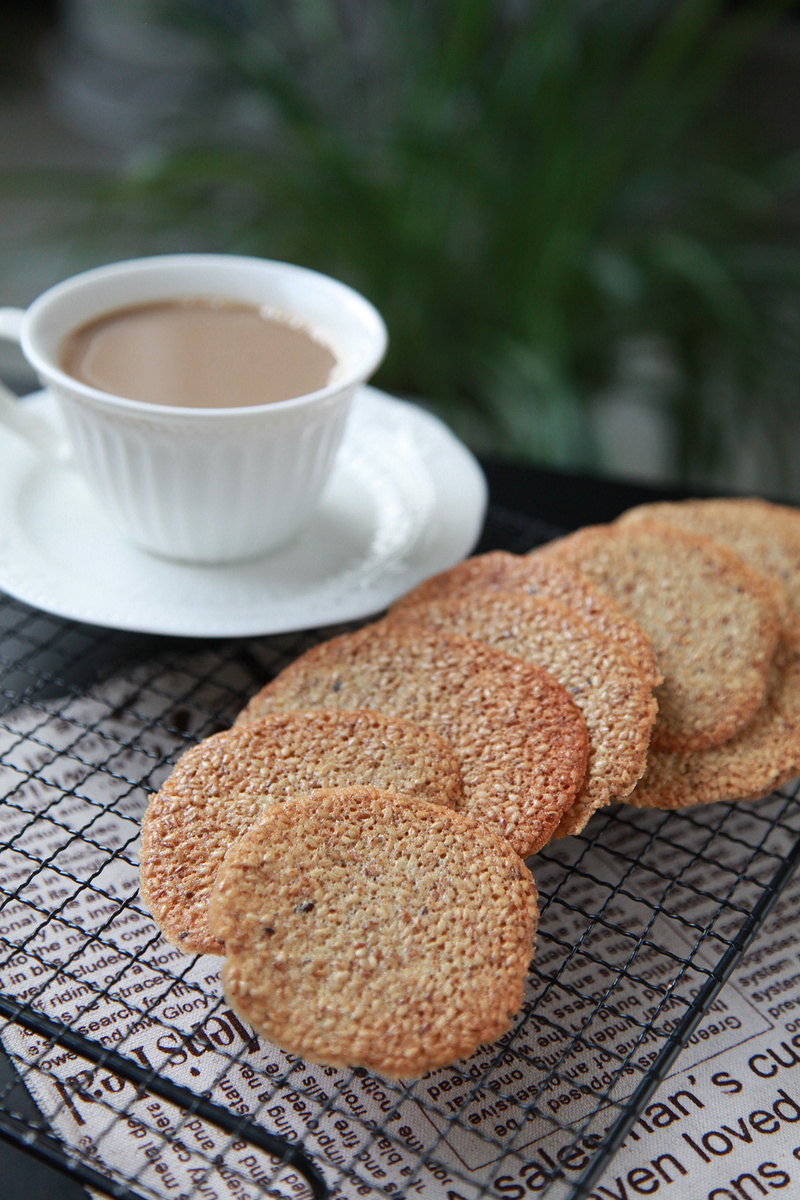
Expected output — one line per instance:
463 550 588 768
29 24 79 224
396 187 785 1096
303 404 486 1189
0 386 487 637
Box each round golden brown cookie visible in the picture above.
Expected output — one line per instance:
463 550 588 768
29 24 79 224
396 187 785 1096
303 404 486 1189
618 497 800 627
207 786 538 1077
237 621 590 858
387 589 657 837
624 621 800 809
532 520 781 753
391 550 661 688
139 710 464 955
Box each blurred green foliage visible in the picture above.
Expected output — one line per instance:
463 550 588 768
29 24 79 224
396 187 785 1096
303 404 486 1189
15 0 800 485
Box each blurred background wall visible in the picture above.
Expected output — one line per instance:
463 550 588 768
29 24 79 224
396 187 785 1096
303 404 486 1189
3 0 800 500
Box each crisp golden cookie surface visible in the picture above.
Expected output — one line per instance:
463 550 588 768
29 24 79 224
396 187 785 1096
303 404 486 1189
207 787 538 1077
391 550 661 688
139 710 463 955
625 622 800 809
533 521 780 752
388 590 657 836
619 497 800 626
237 621 589 858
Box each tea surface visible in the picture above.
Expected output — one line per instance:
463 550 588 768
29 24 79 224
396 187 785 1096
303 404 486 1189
59 299 338 407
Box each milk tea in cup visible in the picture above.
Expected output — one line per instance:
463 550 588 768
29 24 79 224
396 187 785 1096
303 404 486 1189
0 255 387 563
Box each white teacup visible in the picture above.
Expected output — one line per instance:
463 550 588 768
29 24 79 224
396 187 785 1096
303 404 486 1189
0 254 387 563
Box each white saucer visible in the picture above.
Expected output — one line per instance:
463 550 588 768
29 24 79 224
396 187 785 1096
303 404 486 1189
0 386 487 637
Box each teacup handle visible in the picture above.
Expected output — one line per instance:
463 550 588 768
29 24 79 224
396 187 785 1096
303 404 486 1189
0 307 66 458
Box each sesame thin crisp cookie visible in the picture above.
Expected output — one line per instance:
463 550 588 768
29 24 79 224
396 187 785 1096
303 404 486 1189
207 786 539 1077
624 621 800 809
391 550 661 688
533 521 781 753
236 621 590 858
618 497 800 627
387 589 657 836
139 710 463 955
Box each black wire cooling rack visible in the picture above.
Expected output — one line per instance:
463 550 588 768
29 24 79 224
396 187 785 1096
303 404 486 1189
1 502 799 1200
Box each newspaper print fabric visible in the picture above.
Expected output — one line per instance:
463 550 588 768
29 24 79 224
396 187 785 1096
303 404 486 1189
1 647 800 1200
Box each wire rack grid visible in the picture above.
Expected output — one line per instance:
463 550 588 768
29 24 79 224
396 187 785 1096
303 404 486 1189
0 503 798 1200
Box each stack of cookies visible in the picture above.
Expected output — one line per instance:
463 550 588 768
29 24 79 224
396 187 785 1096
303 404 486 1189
600 498 800 809
139 495 800 1076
